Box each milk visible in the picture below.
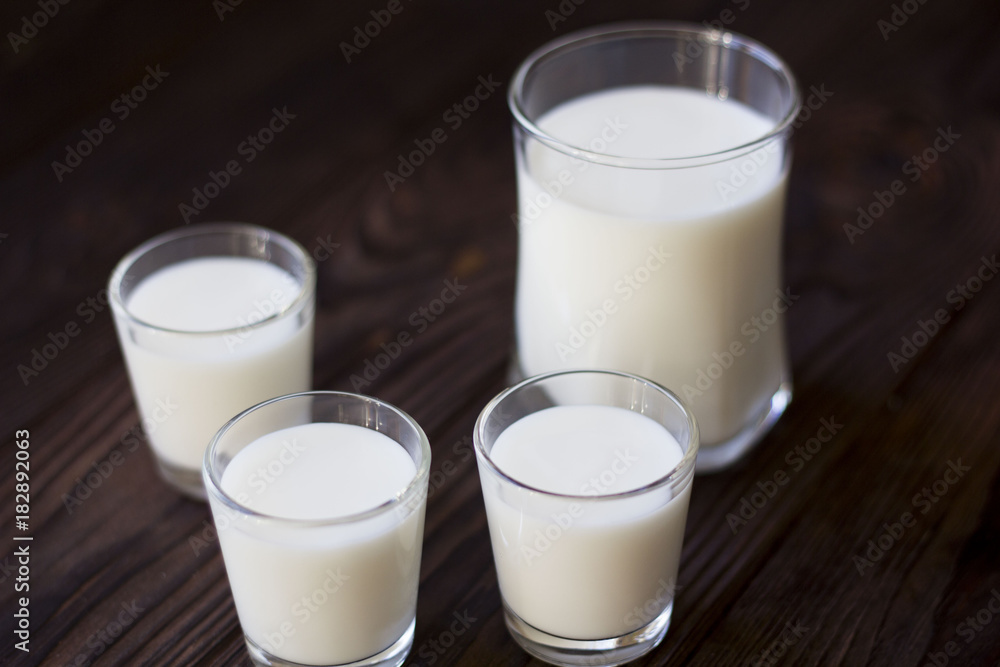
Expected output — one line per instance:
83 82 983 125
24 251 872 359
515 86 789 447
213 422 424 665
480 405 691 640
115 257 312 471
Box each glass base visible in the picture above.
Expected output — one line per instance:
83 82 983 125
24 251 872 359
695 381 792 473
155 457 206 501
244 618 414 667
502 600 672 667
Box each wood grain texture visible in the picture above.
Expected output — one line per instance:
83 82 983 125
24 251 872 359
2 0 1000 665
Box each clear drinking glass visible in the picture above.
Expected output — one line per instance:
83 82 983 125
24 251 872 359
475 369 698 666
108 223 316 497
509 23 800 471
204 391 431 667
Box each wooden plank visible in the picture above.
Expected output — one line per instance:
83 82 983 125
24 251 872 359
3 0 1000 665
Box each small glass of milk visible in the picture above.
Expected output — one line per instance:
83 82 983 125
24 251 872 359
204 391 431 667
508 23 801 471
474 369 698 666
108 223 316 498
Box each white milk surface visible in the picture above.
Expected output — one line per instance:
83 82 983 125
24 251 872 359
516 86 789 446
117 257 312 470
481 405 691 640
215 423 423 664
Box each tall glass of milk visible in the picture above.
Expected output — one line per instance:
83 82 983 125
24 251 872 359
475 369 698 666
204 391 431 667
109 223 316 498
509 23 801 471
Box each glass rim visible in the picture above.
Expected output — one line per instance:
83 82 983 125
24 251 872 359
203 390 432 527
474 369 699 501
107 222 317 337
508 21 802 170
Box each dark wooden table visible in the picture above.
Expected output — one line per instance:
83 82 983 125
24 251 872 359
3 0 1000 665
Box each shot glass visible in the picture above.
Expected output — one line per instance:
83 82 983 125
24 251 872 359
509 23 800 470
474 369 698 666
108 223 316 498
204 391 431 667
